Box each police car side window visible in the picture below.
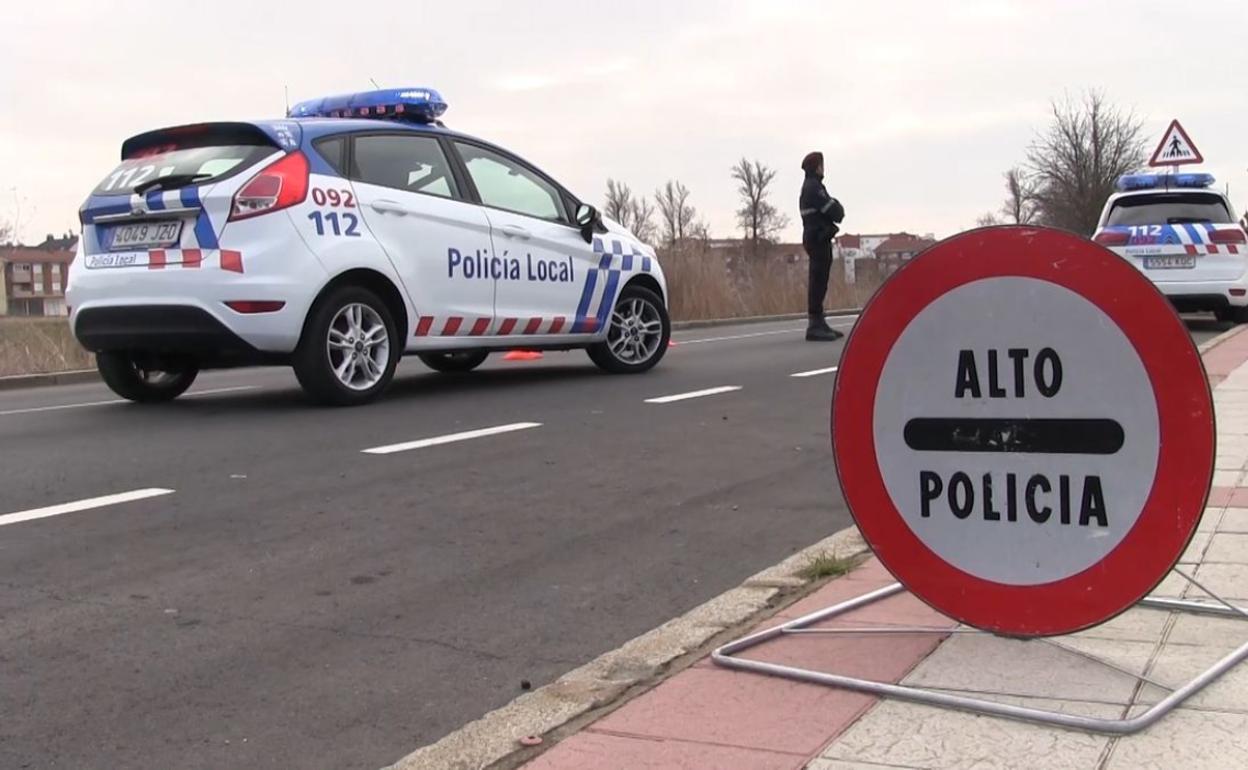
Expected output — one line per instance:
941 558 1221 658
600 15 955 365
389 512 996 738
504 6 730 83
454 143 566 223
350 135 459 199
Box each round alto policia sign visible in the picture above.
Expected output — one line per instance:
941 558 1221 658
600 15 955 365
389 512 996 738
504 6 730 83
833 226 1215 637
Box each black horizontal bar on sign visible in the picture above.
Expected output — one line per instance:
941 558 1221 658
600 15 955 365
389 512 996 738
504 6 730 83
903 418 1124 455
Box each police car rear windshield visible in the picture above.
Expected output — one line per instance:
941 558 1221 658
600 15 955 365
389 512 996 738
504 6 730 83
1107 193 1233 227
94 127 277 196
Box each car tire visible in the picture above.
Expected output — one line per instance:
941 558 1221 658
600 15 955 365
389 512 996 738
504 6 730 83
1216 307 1248 325
96 351 199 403
418 351 490 373
587 284 671 374
293 286 399 406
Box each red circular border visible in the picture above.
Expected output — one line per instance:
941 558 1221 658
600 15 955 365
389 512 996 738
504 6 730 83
833 226 1215 637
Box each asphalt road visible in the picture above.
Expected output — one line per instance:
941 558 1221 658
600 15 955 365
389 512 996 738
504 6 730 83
0 315 1228 770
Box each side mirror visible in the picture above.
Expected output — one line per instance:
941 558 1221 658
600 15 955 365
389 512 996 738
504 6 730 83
575 203 601 243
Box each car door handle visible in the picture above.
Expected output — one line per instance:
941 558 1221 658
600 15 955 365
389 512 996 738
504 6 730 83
499 224 531 239
370 199 408 215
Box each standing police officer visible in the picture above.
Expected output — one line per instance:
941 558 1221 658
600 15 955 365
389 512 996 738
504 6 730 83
799 152 845 342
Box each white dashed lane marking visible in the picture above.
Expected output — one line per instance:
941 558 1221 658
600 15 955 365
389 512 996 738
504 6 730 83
363 422 543 455
645 386 742 404
791 366 839 378
0 488 175 528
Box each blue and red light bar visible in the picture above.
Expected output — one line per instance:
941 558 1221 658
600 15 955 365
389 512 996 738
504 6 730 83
287 88 448 123
1116 173 1216 192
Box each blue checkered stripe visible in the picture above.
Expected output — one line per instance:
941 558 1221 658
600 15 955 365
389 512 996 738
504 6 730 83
572 237 653 333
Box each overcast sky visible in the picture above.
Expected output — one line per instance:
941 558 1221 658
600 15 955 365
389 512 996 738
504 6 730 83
3 0 1245 244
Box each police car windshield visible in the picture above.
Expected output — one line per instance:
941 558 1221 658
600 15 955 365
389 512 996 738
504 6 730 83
94 145 273 196
1107 193 1232 227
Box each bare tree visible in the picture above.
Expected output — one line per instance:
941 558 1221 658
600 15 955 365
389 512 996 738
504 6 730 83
630 197 659 244
976 212 1002 228
604 179 635 229
655 180 700 246
0 219 11 246
1001 167 1039 224
731 158 788 252
1026 91 1147 235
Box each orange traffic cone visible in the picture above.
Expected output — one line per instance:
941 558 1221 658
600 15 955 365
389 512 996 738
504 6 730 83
504 350 544 361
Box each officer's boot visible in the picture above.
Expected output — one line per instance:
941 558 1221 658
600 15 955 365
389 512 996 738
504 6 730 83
805 314 843 342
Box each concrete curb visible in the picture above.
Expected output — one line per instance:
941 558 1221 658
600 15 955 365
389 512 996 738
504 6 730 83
0 369 98 391
671 308 861 332
1197 323 1247 354
385 526 869 770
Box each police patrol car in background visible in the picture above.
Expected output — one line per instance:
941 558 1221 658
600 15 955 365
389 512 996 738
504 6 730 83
1094 172 1248 323
68 88 669 406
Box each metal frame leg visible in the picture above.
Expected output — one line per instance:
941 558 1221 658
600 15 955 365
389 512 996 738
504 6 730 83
712 576 1248 735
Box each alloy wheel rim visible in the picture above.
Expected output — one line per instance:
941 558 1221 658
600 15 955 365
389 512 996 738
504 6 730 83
327 303 390 391
608 297 663 364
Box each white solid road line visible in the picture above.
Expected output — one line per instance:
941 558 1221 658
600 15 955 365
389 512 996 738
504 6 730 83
791 366 840 378
645 386 742 404
0 386 258 417
363 422 543 455
0 488 175 528
677 317 857 346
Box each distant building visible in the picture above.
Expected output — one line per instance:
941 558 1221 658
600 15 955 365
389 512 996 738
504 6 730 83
1 234 78 317
874 233 938 271
835 231 938 281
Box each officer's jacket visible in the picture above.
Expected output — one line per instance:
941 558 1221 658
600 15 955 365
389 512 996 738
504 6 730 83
800 174 845 244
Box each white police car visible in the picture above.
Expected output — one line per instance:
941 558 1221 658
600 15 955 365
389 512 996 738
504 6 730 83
1094 173 1248 322
68 88 669 406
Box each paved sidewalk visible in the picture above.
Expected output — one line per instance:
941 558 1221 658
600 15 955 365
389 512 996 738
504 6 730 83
522 328 1248 770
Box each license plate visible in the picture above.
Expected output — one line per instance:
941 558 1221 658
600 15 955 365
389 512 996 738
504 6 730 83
1144 256 1196 270
109 220 182 250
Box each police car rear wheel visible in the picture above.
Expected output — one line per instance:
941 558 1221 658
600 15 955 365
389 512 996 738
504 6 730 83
588 286 670 374
418 351 490 373
96 352 199 403
294 287 399 406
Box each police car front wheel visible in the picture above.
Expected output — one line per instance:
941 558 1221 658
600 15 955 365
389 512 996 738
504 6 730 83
294 286 399 406
588 285 670 374
96 352 199 403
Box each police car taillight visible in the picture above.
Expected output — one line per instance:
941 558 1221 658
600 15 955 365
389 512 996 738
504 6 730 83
229 151 309 221
1094 231 1129 247
1212 229 1247 245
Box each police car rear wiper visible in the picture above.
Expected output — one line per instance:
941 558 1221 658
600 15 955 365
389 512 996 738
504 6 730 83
1167 217 1212 225
134 173 212 196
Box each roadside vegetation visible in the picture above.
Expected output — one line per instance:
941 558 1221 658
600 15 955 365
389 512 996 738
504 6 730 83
0 317 93 377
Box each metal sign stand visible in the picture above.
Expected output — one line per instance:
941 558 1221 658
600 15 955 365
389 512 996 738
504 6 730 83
712 567 1248 735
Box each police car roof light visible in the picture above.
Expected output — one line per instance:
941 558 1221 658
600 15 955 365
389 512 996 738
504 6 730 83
286 88 448 123
1116 172 1216 192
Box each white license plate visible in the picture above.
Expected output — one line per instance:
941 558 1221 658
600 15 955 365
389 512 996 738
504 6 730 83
1144 256 1196 270
110 220 182 250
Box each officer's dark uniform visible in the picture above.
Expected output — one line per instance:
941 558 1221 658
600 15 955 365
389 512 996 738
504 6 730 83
799 152 845 341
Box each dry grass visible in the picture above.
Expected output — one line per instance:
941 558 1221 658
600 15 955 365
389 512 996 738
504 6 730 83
660 241 883 322
0 317 93 377
0 244 882 376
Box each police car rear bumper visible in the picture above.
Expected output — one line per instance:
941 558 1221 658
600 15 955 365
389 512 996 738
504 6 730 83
74 305 279 366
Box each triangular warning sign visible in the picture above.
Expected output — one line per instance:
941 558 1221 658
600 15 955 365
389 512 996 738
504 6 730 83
1150 120 1203 167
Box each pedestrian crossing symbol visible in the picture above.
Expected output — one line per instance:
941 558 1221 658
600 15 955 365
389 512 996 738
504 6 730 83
1149 120 1203 167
